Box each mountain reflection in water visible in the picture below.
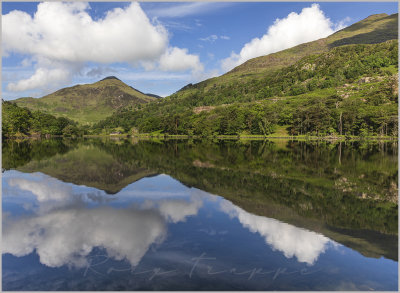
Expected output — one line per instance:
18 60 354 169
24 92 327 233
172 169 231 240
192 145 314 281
2 138 398 290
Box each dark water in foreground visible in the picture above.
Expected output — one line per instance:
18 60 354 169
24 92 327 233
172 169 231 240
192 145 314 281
2 138 398 290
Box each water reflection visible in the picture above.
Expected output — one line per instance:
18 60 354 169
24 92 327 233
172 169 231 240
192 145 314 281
4 205 167 268
4 171 334 270
220 201 331 265
2 138 398 290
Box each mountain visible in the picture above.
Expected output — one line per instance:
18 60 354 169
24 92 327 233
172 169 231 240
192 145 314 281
13 76 157 124
221 13 398 78
92 13 398 137
179 13 398 91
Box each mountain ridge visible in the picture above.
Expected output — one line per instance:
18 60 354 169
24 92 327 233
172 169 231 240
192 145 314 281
229 13 398 76
13 77 157 124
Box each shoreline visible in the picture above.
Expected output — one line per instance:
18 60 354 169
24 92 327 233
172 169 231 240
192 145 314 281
3 134 399 141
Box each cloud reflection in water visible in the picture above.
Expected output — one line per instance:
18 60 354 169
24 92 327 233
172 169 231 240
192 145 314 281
220 201 331 265
3 172 333 269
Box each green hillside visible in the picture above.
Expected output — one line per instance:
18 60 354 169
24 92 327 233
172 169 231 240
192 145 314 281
91 13 398 137
94 41 398 137
159 13 397 95
221 13 397 78
2 100 83 138
13 76 156 124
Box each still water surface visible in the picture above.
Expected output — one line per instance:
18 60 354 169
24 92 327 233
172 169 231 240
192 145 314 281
2 138 398 290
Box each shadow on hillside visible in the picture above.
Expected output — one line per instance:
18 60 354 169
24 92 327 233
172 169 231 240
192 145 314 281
330 17 398 48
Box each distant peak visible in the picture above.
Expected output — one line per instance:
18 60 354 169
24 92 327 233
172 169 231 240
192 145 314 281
100 76 121 82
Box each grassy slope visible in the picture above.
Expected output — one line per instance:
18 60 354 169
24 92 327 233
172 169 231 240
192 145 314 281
14 78 156 125
226 13 397 79
176 13 398 96
108 13 396 137
103 40 397 136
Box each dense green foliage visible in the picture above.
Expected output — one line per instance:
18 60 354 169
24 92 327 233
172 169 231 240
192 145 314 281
2 138 77 170
92 41 398 137
2 101 85 138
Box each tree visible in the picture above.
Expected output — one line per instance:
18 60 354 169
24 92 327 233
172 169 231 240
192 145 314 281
62 125 78 137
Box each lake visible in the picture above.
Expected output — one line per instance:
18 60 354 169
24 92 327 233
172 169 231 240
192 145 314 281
2 138 398 290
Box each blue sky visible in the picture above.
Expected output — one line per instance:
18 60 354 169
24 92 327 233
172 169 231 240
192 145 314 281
2 1 398 99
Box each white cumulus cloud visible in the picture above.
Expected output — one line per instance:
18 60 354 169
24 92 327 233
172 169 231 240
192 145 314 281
7 67 72 92
2 2 204 93
159 47 204 73
221 4 346 72
3 2 168 64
